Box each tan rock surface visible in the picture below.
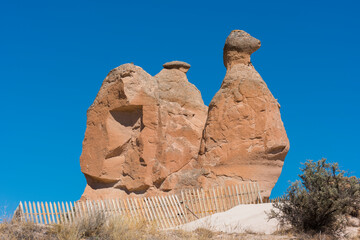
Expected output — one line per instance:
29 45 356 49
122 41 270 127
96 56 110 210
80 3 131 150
198 30 289 197
80 62 207 200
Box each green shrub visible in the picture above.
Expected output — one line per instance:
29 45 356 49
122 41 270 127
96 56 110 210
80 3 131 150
268 158 360 236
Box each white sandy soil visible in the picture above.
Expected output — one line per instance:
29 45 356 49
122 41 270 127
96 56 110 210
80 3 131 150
179 203 279 235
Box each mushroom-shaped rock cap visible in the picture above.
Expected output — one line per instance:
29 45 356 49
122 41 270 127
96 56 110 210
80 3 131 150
163 61 191 73
223 30 261 69
224 30 261 54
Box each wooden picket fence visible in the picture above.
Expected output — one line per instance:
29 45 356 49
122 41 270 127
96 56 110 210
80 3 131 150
13 182 263 228
262 196 284 204
13 194 186 229
180 182 263 221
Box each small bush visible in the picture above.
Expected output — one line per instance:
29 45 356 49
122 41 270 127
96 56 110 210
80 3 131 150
268 158 360 236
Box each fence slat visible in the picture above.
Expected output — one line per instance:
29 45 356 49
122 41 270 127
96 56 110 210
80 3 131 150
40 202 47 224
195 189 203 218
234 185 240 205
160 196 174 228
169 195 182 225
139 198 150 222
95 200 100 215
36 202 43 224
209 187 215 213
72 202 78 220
62 202 68 224
91 200 97 215
190 189 197 217
78 201 84 219
200 189 208 217
250 183 255 204
118 198 125 215
48 202 54 224
248 183 254 204
110 199 117 216
180 191 187 221
160 196 170 228
45 202 51 224
129 198 138 222
69 202 76 222
135 198 145 222
85 201 91 216
237 184 243 204
122 199 129 218
105 200 112 217
132 199 140 220
58 202 63 224
149 197 163 229
221 187 228 211
113 199 121 216
98 200 105 216
53 202 59 224
256 182 263 203
233 185 238 206
202 189 210 216
89 200 95 216
65 202 71 223
32 202 39 224
99 200 105 215
22 202 28 222
242 184 248 204
186 190 196 220
232 185 238 207
154 196 168 228
174 195 187 224
182 190 191 221
28 202 33 223
80 201 85 219
143 197 155 224
148 197 160 227
163 196 177 226
227 186 233 209
156 196 168 228
208 188 216 214
31 202 37 224
119 199 126 215
220 186 225 210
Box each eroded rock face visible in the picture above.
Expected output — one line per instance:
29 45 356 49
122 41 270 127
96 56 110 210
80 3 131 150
198 30 289 197
80 30 289 200
80 62 207 200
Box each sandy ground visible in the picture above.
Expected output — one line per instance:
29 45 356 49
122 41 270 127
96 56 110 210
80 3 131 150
179 203 279 235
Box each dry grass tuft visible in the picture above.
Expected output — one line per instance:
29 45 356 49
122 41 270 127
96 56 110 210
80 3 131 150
0 220 55 240
194 227 215 239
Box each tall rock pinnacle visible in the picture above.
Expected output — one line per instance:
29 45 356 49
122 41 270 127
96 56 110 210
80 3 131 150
198 30 289 197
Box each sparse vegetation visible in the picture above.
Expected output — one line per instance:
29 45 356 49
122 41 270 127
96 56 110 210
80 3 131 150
0 211 220 240
268 158 360 237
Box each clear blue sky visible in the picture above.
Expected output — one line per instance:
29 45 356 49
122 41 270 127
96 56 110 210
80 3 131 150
1 0 359 217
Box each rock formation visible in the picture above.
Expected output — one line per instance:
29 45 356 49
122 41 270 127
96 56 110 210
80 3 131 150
80 30 289 200
198 30 289 196
80 61 207 200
